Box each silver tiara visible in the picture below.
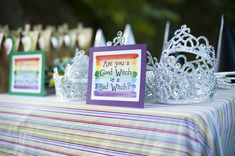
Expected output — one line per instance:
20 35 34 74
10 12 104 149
53 30 130 101
53 49 89 100
146 25 217 104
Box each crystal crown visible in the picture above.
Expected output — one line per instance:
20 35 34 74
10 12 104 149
146 25 217 104
53 50 89 100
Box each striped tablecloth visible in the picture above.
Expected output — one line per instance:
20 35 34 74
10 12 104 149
0 88 234 156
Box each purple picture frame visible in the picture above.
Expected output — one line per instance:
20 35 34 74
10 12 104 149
86 44 147 108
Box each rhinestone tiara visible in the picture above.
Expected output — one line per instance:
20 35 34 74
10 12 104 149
53 49 89 100
146 25 217 104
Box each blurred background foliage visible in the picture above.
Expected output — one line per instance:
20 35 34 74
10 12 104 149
0 0 234 58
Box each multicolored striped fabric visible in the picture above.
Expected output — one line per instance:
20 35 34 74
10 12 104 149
0 87 234 156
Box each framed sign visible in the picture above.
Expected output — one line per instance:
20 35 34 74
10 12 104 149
87 44 146 108
9 51 45 96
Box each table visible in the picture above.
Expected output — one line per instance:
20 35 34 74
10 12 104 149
0 87 234 156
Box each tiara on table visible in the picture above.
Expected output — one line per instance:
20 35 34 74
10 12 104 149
146 25 217 104
53 49 89 100
53 30 130 101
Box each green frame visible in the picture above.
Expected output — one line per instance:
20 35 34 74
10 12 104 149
8 51 45 96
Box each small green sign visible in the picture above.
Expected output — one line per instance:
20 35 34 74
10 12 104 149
9 51 45 96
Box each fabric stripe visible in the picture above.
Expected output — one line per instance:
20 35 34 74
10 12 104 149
0 87 235 156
